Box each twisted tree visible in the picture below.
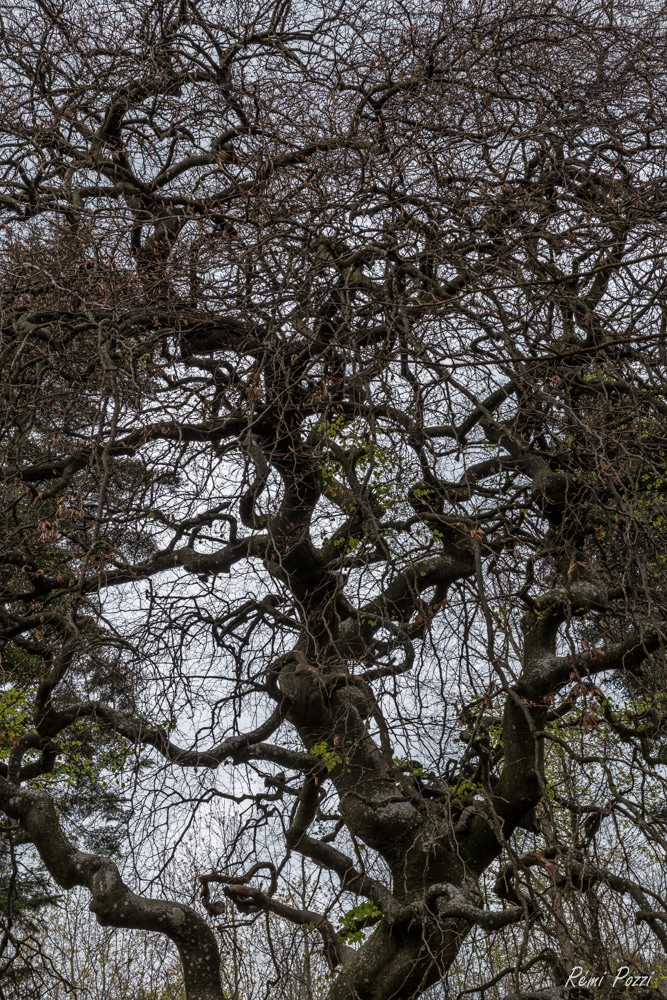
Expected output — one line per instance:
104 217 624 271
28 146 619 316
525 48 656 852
2 1 667 998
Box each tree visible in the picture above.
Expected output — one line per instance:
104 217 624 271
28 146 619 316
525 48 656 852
0 832 64 1000
2 0 667 998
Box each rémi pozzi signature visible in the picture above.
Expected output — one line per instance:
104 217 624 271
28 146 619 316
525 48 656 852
565 967 660 989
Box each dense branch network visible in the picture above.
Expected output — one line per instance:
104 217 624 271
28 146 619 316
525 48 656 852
2 2 667 999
